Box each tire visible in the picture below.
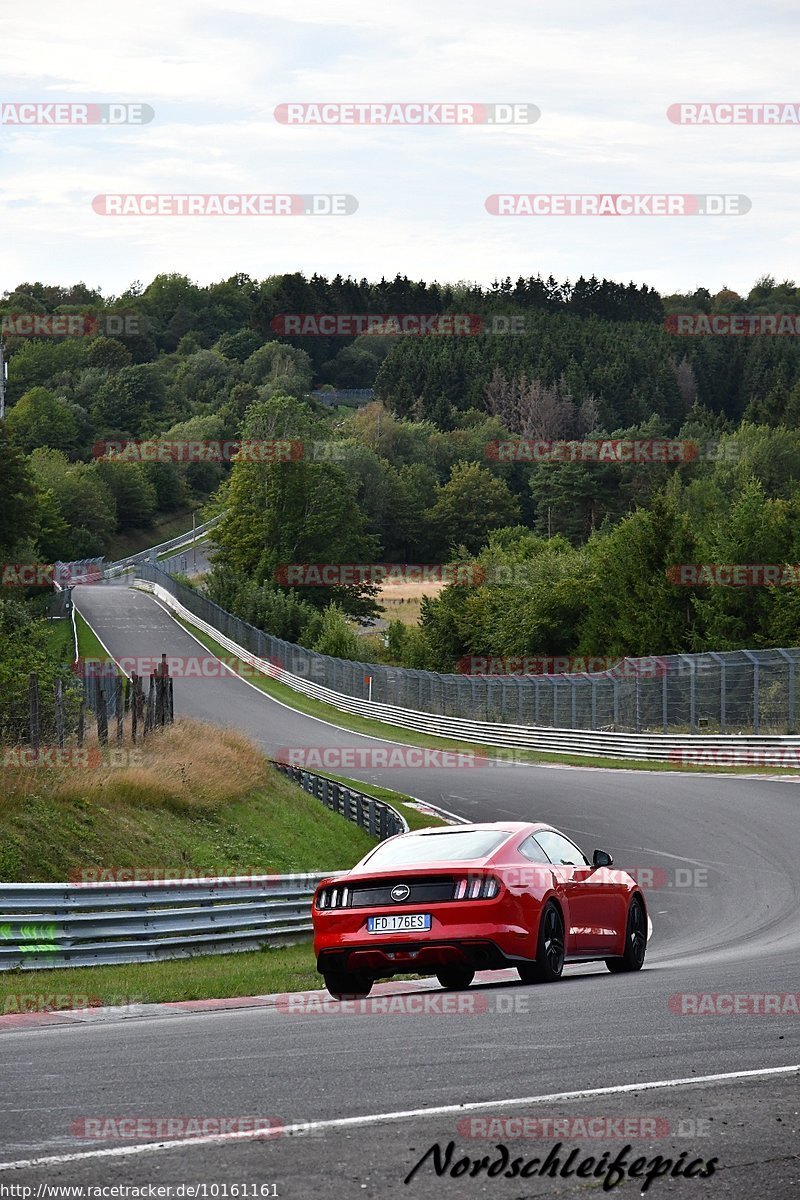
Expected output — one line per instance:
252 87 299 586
323 972 373 999
517 902 565 984
606 897 647 973
435 966 475 990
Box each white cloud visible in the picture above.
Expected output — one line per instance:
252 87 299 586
0 0 798 294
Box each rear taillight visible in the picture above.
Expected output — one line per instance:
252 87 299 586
453 874 501 900
316 885 349 910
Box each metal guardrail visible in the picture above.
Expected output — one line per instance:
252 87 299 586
0 766 406 971
272 761 407 840
134 566 800 737
0 875 325 970
104 516 222 578
134 574 800 761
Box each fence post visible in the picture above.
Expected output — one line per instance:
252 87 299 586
115 677 124 744
662 668 668 733
77 695 85 748
96 688 109 746
709 652 725 734
131 673 138 743
28 673 40 752
742 650 759 734
54 678 64 749
145 675 155 734
777 649 796 733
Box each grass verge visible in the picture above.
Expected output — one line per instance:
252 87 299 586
166 611 800 776
0 942 322 1009
321 772 448 831
74 610 118 668
104 510 203 562
0 718 376 882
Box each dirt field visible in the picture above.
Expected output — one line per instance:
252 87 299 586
377 578 447 625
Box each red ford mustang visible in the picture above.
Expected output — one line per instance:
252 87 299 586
313 821 647 997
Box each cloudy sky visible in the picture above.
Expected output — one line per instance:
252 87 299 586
1 0 798 297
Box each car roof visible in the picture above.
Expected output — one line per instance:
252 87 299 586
408 821 549 836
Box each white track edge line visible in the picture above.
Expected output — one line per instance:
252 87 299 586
1 1063 796 1172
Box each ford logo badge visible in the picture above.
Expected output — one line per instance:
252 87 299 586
391 884 410 902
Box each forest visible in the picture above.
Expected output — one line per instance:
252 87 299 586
1 270 799 674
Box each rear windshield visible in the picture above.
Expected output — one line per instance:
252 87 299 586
361 830 510 869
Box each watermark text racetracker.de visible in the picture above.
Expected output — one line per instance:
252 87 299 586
68 867 325 888
0 561 103 587
71 1115 319 1139
271 312 524 336
274 746 487 770
457 655 669 677
0 102 154 125
486 438 699 463
669 992 800 1015
667 563 800 586
92 194 357 216
73 654 325 683
456 1114 710 1140
0 312 142 338
667 102 800 124
670 746 800 768
273 562 483 587
91 439 343 463
274 102 539 125
276 991 533 1016
486 193 750 216
665 313 800 336
2 747 145 770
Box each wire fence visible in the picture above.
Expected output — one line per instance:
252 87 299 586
136 564 800 735
1 662 175 754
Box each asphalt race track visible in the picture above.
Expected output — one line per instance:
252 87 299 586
1 583 798 1197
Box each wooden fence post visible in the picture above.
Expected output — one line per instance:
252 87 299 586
54 678 64 749
96 687 109 747
28 673 40 753
115 677 124 744
130 673 138 743
145 675 155 734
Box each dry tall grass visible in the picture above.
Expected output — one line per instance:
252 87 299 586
1 719 266 812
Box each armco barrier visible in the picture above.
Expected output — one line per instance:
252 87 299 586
272 761 407 840
131 565 800 737
132 575 800 762
0 874 324 970
104 516 222 579
0 766 406 971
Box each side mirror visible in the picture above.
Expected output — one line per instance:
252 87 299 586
592 849 613 869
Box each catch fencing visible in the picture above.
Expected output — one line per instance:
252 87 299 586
1 663 174 753
0 767 405 970
136 564 800 737
311 388 374 407
103 515 222 579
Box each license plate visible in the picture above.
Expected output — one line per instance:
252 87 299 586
367 913 431 933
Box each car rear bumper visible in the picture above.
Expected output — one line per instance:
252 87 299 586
317 937 531 976
314 904 534 976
